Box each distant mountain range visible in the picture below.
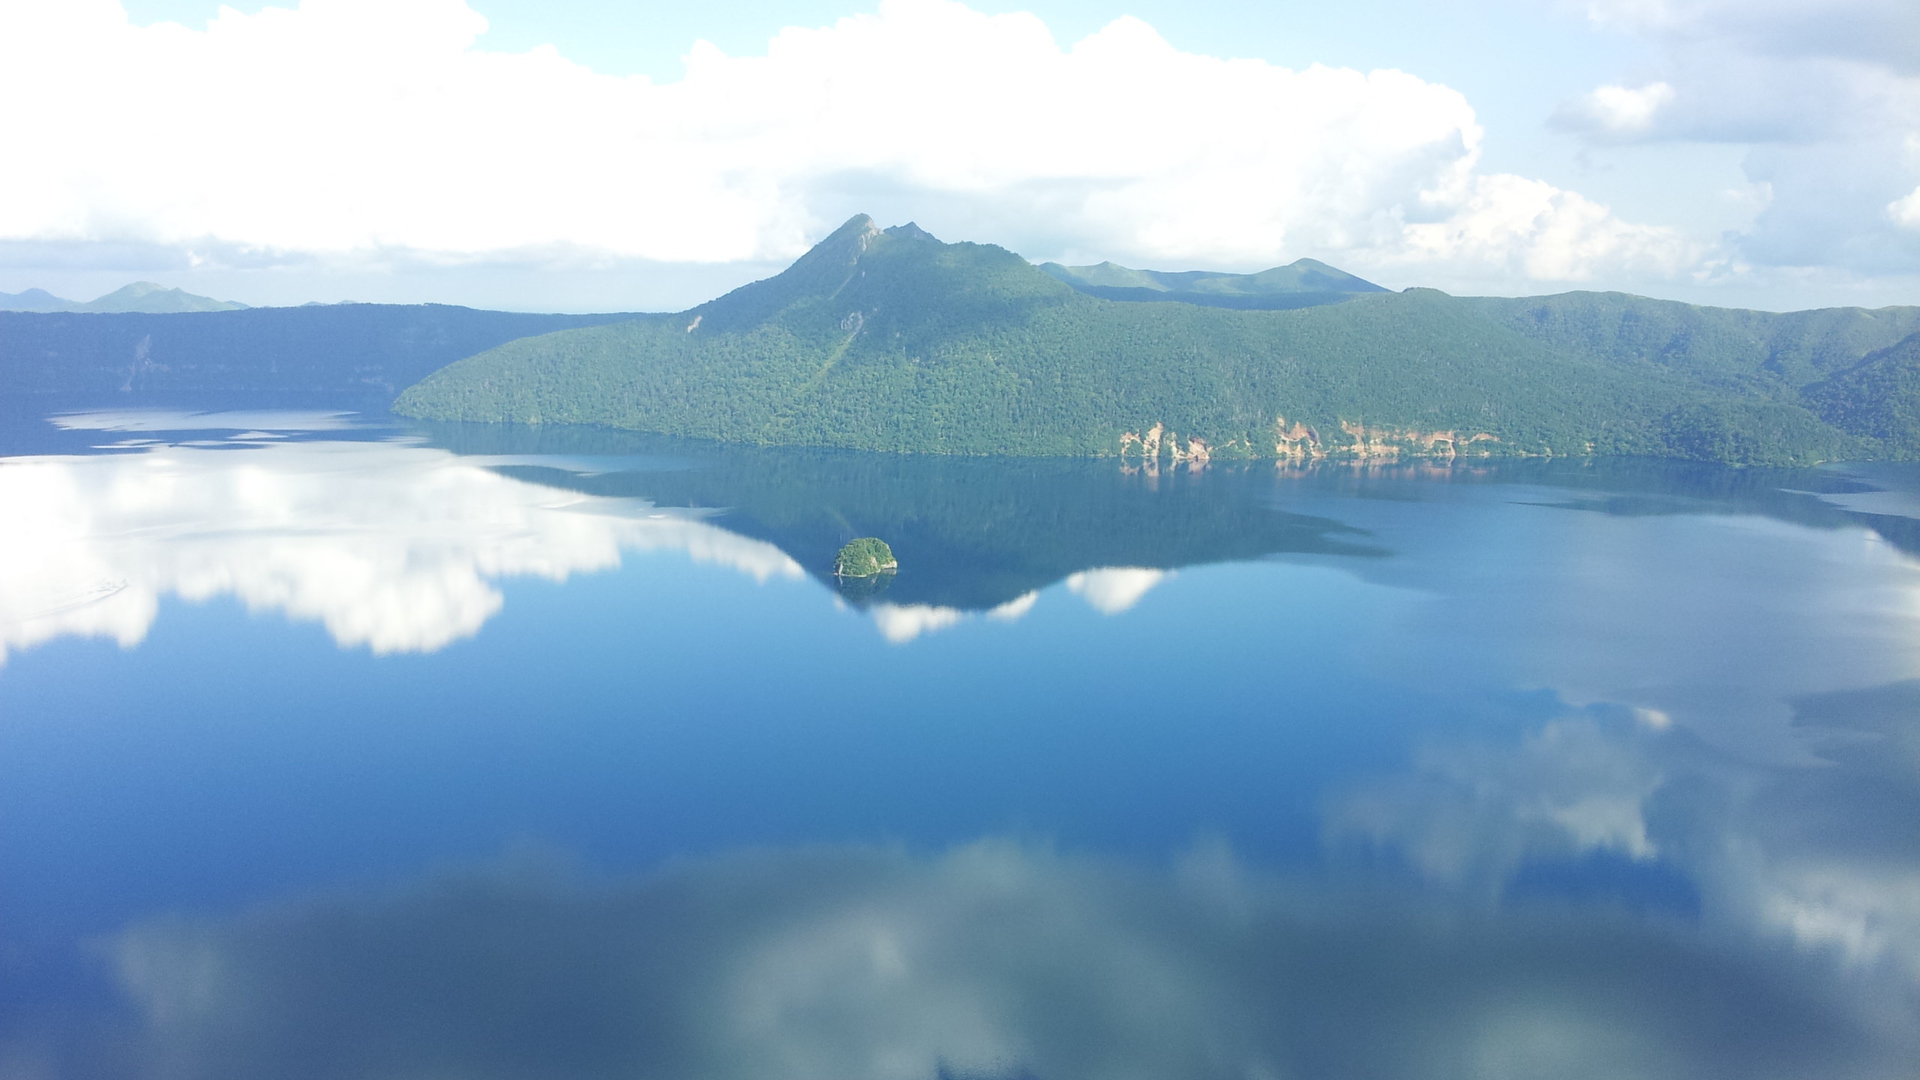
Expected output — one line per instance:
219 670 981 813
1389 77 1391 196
0 304 642 405
1039 258 1387 310
395 215 1920 466
0 281 247 314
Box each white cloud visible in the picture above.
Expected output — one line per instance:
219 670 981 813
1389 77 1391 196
0 0 1695 284
1566 0 1920 273
0 435 804 660
1557 82 1677 135
1396 173 1702 281
1891 185 1920 230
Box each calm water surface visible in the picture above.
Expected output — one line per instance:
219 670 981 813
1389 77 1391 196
3 409 1920 1079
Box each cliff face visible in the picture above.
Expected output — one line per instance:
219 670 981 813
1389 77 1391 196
395 216 1890 466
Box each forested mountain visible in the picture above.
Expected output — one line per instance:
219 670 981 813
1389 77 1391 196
0 304 642 405
1805 332 1920 458
397 215 1920 465
1040 257 1386 310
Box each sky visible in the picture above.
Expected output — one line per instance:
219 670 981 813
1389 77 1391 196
1 0 1917 312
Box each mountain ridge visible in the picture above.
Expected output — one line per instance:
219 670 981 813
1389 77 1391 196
0 304 645 405
395 214 1920 465
1039 257 1387 311
0 281 247 314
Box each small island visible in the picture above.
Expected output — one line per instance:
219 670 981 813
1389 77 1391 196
834 537 898 577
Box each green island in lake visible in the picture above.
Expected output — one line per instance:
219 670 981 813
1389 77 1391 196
396 215 1920 467
833 537 899 578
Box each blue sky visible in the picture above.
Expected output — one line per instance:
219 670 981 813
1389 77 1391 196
5 0 1917 311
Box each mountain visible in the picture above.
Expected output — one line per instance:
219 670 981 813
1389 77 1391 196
1805 332 1920 458
0 281 247 314
0 305 645 406
1039 257 1388 310
0 288 75 312
1459 291 1920 395
396 214 1920 466
74 281 247 313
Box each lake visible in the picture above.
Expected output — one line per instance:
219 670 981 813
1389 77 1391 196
4 407 1919 1079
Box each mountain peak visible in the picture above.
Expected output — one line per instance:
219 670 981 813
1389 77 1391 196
0 287 75 312
1 282 247 314
884 222 939 243
75 282 247 313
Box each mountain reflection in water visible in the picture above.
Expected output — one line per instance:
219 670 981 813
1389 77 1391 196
3 412 1920 1079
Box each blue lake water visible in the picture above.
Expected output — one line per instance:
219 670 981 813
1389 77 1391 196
3 408 1919 1078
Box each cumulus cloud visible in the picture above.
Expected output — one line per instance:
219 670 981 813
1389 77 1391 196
0 429 804 660
46 839 1906 1080
1396 172 1705 280
1554 82 1677 136
0 0 1693 285
1565 0 1920 273
1892 185 1920 230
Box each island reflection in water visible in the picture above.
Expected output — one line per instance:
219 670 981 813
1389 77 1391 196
3 411 1920 1079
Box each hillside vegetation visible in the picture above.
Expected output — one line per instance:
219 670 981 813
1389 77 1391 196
1038 257 1386 310
396 216 1920 466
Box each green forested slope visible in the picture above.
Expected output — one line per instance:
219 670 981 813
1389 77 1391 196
1805 332 1920 457
397 216 1914 465
1465 292 1920 394
1038 257 1386 310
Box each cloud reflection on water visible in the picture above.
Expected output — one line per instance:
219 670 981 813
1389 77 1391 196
862 572 1150 644
1327 683 1920 990
1339 495 1920 764
1329 716 1667 891
1064 567 1168 615
61 838 1909 1080
0 439 803 661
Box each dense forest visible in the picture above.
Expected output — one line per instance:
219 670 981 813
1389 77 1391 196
1037 256 1387 310
393 216 1920 466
